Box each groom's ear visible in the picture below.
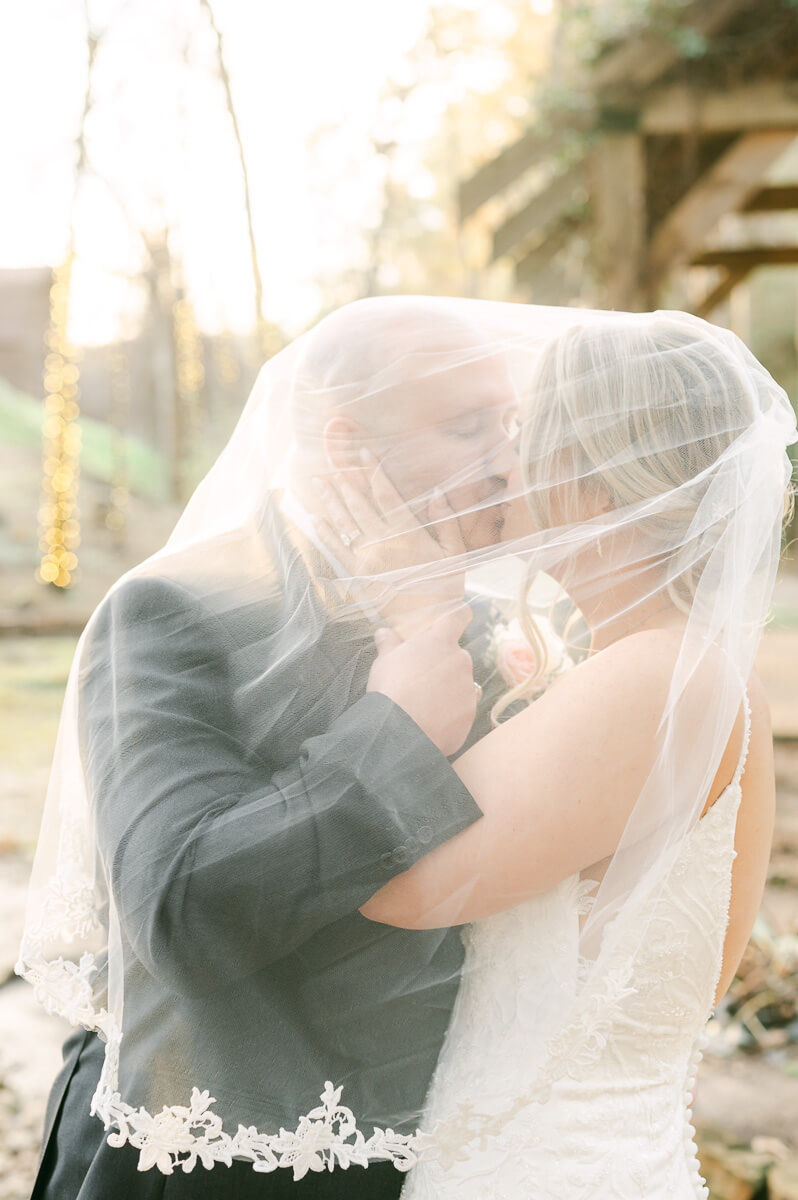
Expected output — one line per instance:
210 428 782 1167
321 415 367 472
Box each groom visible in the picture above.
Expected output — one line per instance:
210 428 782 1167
32 299 517 1200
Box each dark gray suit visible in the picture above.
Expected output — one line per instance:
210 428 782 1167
32 495 503 1199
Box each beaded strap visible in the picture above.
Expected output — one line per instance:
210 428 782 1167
731 688 752 790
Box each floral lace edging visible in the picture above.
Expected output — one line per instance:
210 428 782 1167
92 1068 422 1178
15 949 427 1179
15 875 626 1179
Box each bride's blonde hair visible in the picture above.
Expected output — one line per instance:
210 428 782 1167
492 316 795 721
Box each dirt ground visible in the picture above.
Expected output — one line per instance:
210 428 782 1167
1 586 797 1198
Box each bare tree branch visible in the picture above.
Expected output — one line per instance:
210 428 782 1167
199 0 270 354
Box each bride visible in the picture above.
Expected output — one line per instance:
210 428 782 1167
321 310 796 1198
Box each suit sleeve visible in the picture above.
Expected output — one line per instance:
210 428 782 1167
81 576 483 989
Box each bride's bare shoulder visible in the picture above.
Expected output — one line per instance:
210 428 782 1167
510 626 729 749
553 625 742 697
477 628 694 769
544 627 688 702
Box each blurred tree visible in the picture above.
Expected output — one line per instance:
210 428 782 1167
307 0 555 311
199 0 282 361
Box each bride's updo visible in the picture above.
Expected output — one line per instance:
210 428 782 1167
521 315 759 548
497 314 793 709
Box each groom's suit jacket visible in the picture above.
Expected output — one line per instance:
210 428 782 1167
33 493 504 1200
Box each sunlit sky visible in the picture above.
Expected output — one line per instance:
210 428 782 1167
0 0 553 344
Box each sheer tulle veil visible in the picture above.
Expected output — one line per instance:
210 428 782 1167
17 296 797 1176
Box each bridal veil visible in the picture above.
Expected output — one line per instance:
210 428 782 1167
17 296 797 1176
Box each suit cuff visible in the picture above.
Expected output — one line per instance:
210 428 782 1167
332 691 484 879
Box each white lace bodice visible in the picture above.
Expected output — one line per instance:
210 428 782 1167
401 698 750 1200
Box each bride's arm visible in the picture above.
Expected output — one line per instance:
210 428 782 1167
359 628 695 929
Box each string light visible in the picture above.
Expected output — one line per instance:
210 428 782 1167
172 295 205 502
37 254 81 590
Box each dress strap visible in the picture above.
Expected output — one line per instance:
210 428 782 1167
731 688 752 790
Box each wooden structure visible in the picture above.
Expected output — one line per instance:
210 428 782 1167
459 0 798 314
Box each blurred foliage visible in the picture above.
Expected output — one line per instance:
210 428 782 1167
0 378 169 502
307 0 555 308
553 0 798 74
558 0 710 64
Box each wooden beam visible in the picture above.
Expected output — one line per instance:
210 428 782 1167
457 8 797 222
649 131 796 280
458 110 593 221
514 215 584 286
743 185 798 213
694 267 751 318
642 82 798 135
692 247 798 269
592 0 750 93
592 134 650 309
491 161 588 262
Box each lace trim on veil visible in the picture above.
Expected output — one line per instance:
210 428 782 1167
12 861 720 1178
13 874 620 1178
17 947 424 1178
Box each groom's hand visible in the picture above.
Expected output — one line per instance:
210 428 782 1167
312 451 468 639
366 604 477 756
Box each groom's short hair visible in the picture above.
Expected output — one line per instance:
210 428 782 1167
290 297 482 444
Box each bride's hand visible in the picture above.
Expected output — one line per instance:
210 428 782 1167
311 449 468 639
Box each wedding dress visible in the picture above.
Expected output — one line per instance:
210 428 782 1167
401 693 751 1200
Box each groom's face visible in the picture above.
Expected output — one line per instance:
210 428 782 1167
365 353 518 551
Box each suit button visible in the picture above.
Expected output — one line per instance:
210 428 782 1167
418 825 433 844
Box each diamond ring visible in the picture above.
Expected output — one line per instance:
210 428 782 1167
473 681 483 700
339 529 360 548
